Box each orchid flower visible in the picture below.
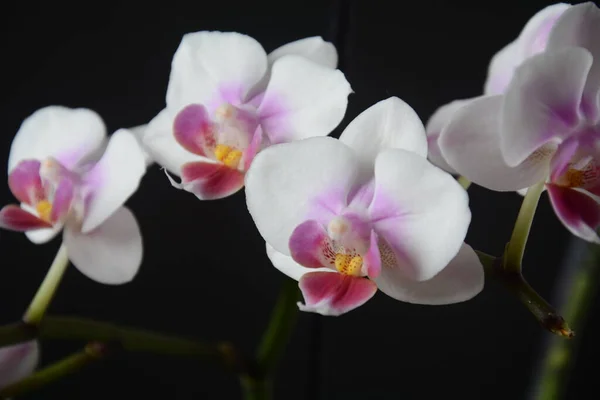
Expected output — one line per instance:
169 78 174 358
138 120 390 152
0 341 38 389
245 97 483 316
439 2 600 243
142 32 351 200
0 107 146 284
426 3 571 174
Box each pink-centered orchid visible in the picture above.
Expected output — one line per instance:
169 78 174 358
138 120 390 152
246 97 483 316
142 32 351 200
0 341 38 389
440 2 600 243
426 3 571 174
0 107 146 284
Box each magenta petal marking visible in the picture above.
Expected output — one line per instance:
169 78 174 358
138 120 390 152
547 183 600 243
364 230 382 279
550 137 580 182
298 271 377 316
180 161 245 200
242 126 264 171
50 179 74 224
0 205 52 231
289 220 333 268
8 160 44 206
174 104 215 156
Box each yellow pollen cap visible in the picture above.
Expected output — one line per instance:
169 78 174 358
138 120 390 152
36 200 53 223
214 144 243 169
335 253 363 276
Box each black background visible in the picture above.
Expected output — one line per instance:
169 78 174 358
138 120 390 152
0 0 599 399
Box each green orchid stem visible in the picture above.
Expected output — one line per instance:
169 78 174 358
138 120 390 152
0 316 242 370
533 242 600 400
475 251 573 338
0 342 106 399
242 278 300 400
23 244 70 325
457 175 472 190
504 181 545 273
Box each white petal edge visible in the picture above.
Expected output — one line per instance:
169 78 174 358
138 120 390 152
266 243 333 281
81 129 146 233
64 206 142 285
258 55 352 144
425 98 474 173
375 243 484 305
370 149 471 281
166 31 268 113
440 95 550 191
127 124 154 167
340 97 428 169
8 106 106 172
268 36 338 69
245 136 363 254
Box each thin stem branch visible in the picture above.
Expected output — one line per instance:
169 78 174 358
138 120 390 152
475 250 573 337
505 181 545 272
256 278 301 373
241 278 300 400
23 244 69 325
0 342 105 399
0 316 242 370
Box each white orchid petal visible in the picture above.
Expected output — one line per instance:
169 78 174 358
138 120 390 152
65 207 142 285
8 107 106 172
375 243 484 305
166 31 268 113
440 95 550 191
340 97 427 168
258 56 351 144
81 129 146 233
245 137 362 254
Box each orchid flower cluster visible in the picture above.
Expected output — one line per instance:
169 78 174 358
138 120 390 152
0 2 598 396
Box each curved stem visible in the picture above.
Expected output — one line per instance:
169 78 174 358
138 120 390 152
256 278 300 373
457 175 472 190
476 250 573 337
242 278 300 400
504 181 545 273
23 244 69 325
533 242 600 399
0 316 241 369
0 342 105 399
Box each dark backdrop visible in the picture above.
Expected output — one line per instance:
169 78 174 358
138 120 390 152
0 1 598 399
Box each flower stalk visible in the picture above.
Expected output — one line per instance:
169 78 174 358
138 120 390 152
23 244 70 325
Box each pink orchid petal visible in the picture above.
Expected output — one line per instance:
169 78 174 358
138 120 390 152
289 220 334 268
364 230 382 279
173 104 214 156
50 178 75 224
501 47 592 166
0 340 39 388
242 126 264 171
0 205 52 231
550 137 580 183
180 160 245 200
547 183 600 243
298 271 377 316
8 160 44 206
